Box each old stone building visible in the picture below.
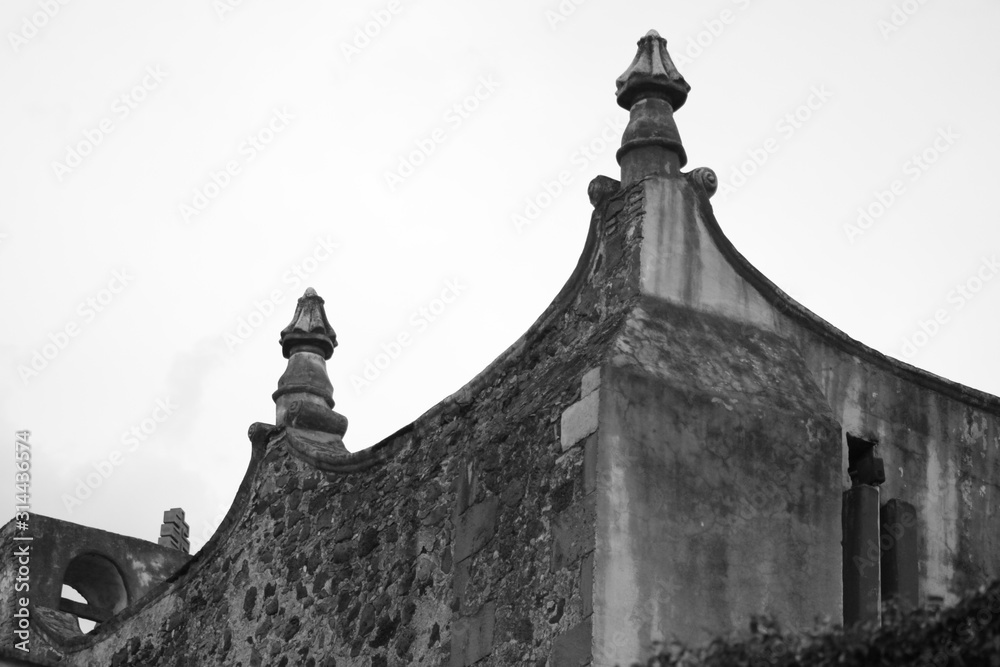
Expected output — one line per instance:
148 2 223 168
3 30 999 667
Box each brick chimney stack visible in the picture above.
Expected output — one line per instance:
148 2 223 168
158 507 190 553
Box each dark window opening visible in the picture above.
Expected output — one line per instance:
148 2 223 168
847 434 885 487
59 553 129 633
60 584 96 634
842 433 919 625
843 433 885 627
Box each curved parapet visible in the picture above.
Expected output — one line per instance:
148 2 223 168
44 173 644 665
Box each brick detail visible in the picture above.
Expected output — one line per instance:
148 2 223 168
581 368 601 397
157 508 190 553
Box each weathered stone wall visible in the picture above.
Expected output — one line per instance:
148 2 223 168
49 178 643 667
621 171 1000 634
794 333 1000 606
674 175 1000 610
576 171 1000 664
592 301 843 665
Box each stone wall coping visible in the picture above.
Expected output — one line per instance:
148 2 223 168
685 175 1000 415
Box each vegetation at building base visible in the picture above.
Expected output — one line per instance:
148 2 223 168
634 580 1000 666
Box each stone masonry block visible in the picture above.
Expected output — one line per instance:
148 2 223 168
455 458 478 518
450 601 496 667
551 617 592 667
551 494 596 572
453 558 470 602
581 367 601 397
561 390 599 452
454 496 498 563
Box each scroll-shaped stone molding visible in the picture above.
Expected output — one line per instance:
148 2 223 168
248 421 279 448
588 175 621 208
284 399 349 435
272 287 349 457
615 29 690 181
280 427 399 473
689 167 718 198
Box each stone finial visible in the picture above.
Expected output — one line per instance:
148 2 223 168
279 287 337 359
615 29 689 183
615 30 691 111
272 288 348 451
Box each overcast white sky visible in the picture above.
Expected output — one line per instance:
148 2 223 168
2 0 998 552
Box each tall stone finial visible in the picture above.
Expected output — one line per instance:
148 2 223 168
272 288 348 452
615 29 690 184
